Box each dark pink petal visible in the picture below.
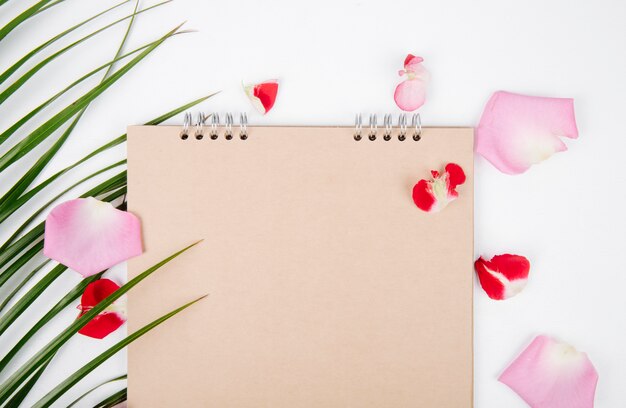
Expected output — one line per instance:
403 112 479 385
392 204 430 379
475 91 578 174
499 335 598 408
412 163 466 213
77 279 126 339
244 79 279 114
43 197 142 277
403 54 424 72
475 254 530 300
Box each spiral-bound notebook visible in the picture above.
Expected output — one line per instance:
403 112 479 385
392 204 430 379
127 117 474 407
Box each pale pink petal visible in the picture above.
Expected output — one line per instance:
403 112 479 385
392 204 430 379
475 91 578 174
44 197 142 277
394 79 427 111
500 335 598 408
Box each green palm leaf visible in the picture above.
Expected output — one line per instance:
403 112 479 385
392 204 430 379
0 272 105 373
67 375 127 407
0 0 129 85
0 0 60 41
0 0 171 106
33 295 206 407
0 23 181 173
0 241 201 403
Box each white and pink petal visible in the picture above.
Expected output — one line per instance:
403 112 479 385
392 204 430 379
44 197 143 277
474 254 530 300
499 335 598 408
475 91 578 175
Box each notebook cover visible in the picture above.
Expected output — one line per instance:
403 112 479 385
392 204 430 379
127 125 474 407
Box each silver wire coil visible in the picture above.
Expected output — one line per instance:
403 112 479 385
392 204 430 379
180 112 423 141
353 113 422 141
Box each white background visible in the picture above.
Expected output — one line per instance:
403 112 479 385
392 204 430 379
1 0 625 406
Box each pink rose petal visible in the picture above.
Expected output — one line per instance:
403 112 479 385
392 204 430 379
78 278 126 339
44 197 142 277
394 54 429 112
244 79 279 115
475 91 578 175
475 254 530 300
499 336 598 408
412 163 466 212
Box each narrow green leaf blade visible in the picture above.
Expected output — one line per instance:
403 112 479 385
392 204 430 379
94 388 127 408
0 241 201 403
0 0 172 105
0 0 129 85
66 375 126 408
0 272 104 373
32 295 205 407
0 23 181 172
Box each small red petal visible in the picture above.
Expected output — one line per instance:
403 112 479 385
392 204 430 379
475 254 530 300
253 80 279 114
489 254 530 281
81 279 120 308
79 312 125 339
445 163 466 190
412 180 435 212
77 279 125 339
431 170 440 178
474 257 506 300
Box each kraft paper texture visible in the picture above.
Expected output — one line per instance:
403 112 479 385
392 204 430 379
127 125 474 407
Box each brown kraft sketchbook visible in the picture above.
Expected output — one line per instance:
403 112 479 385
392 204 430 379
127 123 474 407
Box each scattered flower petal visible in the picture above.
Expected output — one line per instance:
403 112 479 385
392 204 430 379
244 79 279 114
475 254 530 300
44 197 142 277
499 335 598 408
475 91 578 174
394 54 429 111
412 163 466 212
77 278 126 339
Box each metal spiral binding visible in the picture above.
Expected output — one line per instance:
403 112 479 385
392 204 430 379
353 113 422 142
194 112 207 140
210 113 219 140
180 112 422 142
240 113 248 140
180 112 192 140
354 114 362 141
368 114 377 141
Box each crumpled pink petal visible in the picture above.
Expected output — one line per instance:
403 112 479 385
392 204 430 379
244 79 279 115
412 163 466 212
78 278 126 339
475 91 578 174
394 54 429 111
475 254 530 300
44 197 142 277
500 335 598 408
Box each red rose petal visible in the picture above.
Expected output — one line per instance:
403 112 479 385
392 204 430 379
412 179 435 212
412 163 466 213
79 312 125 339
475 254 530 300
445 163 466 191
244 79 279 114
77 278 126 339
